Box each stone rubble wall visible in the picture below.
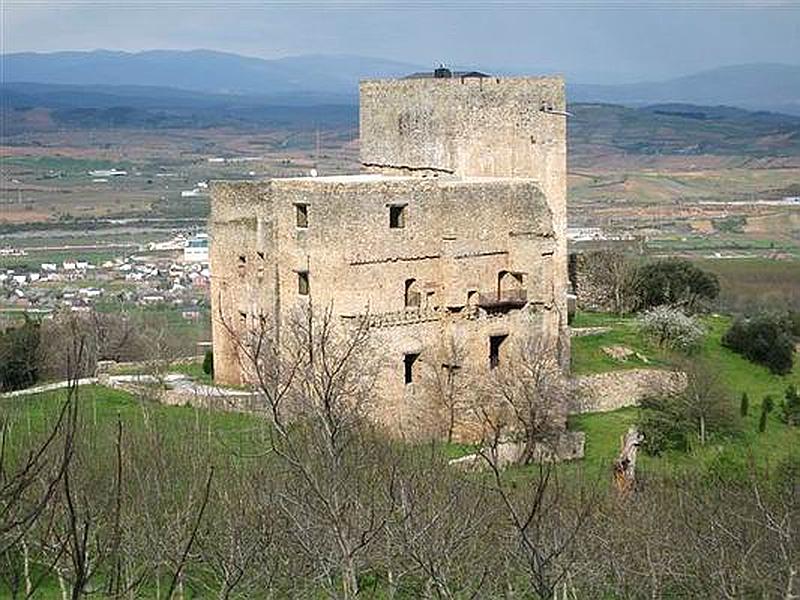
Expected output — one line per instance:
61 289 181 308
569 368 687 414
567 252 617 312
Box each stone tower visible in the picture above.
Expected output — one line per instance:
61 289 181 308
209 70 570 440
359 72 569 364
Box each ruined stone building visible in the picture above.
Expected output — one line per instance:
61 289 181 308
210 69 568 439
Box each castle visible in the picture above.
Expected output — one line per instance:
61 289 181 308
209 69 568 440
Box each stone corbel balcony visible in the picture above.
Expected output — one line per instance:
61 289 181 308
342 307 442 329
476 289 528 309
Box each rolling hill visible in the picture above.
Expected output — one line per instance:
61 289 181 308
570 64 800 116
3 50 800 114
1 50 419 101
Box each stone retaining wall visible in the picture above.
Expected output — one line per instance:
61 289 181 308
569 368 686 414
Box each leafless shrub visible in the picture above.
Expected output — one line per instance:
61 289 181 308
419 334 474 443
479 335 568 465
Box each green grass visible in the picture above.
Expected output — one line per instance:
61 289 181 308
0 250 125 270
4 312 798 487
1 385 268 461
647 236 798 253
570 313 668 375
568 312 800 478
171 360 214 385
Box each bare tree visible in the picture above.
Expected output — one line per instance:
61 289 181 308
573 250 638 315
420 334 472 443
379 442 500 598
480 335 568 465
680 357 737 447
220 303 393 598
477 454 595 599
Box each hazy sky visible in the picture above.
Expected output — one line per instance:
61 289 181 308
3 0 799 83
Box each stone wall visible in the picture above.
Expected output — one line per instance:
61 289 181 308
360 76 569 367
210 174 562 439
569 368 687 414
209 73 570 440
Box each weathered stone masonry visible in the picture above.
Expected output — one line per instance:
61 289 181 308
210 71 569 440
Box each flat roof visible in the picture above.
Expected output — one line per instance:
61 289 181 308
213 173 541 186
360 74 563 84
272 173 540 185
276 173 413 183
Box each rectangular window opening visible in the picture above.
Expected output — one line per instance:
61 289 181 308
389 205 406 229
404 352 419 385
489 334 508 369
297 271 309 296
295 204 309 228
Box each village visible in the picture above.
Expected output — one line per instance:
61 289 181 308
0 232 210 316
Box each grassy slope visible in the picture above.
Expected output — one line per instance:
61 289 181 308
695 257 800 312
4 313 798 480
570 311 668 375
569 313 800 476
1 385 266 463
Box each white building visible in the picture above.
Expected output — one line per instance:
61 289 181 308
183 234 209 264
88 169 127 177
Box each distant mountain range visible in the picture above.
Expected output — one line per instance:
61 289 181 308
3 50 800 114
569 64 800 116
1 50 418 103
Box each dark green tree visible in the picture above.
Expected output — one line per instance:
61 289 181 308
722 313 795 375
740 392 749 417
0 317 41 392
782 385 800 426
634 258 720 312
203 349 214 377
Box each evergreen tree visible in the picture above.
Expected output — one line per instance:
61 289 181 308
203 349 214 377
740 392 749 417
759 405 768 433
782 384 800 426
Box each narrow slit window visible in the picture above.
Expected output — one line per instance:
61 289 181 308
237 255 246 276
489 334 508 369
389 205 406 229
404 353 419 385
295 204 309 228
297 271 309 296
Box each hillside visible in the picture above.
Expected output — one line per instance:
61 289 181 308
4 50 800 114
5 82 800 158
571 63 800 116
569 103 800 157
1 50 419 100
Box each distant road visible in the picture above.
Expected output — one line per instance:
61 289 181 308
19 243 139 253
